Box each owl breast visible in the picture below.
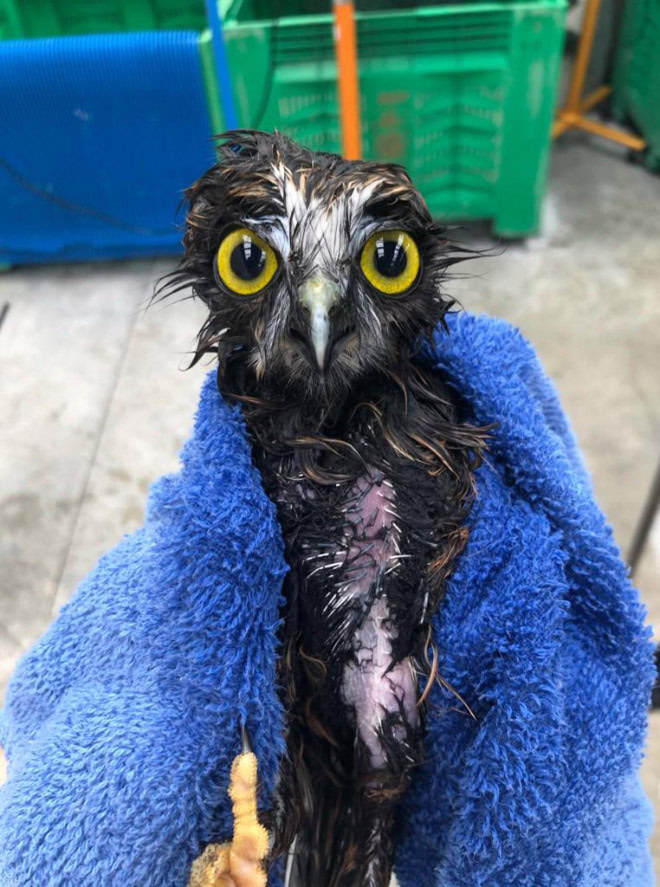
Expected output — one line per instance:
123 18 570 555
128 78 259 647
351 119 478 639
326 469 420 770
261 445 448 781
246 369 479 886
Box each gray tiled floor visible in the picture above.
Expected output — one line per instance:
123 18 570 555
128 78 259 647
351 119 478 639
1 135 659 876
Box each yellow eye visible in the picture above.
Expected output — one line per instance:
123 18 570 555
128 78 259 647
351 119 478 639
215 227 278 295
360 230 420 295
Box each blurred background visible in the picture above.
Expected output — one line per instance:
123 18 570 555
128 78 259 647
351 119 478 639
0 0 659 875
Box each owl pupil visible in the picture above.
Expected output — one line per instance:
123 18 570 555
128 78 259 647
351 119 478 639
374 238 407 277
230 238 265 280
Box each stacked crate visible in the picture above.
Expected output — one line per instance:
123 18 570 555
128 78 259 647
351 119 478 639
0 0 568 262
0 1 222 263
612 0 660 172
216 0 567 237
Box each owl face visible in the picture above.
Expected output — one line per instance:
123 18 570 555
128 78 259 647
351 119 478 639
172 131 457 402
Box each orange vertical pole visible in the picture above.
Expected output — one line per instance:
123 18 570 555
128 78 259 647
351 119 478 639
565 0 603 113
333 0 362 160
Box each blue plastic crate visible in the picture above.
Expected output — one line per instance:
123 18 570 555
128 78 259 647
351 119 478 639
0 30 216 264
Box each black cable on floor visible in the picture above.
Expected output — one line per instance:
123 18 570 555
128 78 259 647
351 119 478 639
0 302 10 335
628 459 660 577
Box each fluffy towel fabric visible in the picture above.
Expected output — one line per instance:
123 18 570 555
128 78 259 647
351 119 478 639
0 312 654 886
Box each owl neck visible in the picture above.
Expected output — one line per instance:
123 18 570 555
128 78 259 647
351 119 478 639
218 350 485 488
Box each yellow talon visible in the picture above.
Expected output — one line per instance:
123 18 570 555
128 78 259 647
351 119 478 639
188 751 269 887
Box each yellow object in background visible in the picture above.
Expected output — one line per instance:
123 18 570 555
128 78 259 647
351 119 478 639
553 0 646 150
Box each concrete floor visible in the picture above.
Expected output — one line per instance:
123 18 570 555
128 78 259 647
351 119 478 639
1 135 659 874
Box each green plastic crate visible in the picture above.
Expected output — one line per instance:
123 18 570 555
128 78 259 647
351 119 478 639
612 0 660 171
219 0 566 236
0 0 206 39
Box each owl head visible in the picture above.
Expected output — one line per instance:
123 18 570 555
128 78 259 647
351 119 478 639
164 130 463 405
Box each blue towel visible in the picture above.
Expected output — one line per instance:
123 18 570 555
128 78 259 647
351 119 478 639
0 312 654 886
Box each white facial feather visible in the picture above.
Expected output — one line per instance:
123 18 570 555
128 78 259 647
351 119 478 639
262 161 382 284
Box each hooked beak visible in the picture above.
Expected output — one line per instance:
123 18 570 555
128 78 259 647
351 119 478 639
296 274 353 374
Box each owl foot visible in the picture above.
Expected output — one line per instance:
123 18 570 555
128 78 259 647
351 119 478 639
188 748 269 887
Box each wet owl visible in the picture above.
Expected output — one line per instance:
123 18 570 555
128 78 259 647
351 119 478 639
162 130 485 887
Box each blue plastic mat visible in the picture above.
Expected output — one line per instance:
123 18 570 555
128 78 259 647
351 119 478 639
0 31 216 264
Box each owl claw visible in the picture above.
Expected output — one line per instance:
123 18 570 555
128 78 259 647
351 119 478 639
188 743 269 887
241 725 252 755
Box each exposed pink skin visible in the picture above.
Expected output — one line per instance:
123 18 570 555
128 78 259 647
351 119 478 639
339 473 419 769
343 599 419 768
339 474 396 601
